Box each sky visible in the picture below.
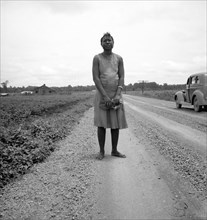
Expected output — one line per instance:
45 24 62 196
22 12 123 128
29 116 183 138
1 0 206 87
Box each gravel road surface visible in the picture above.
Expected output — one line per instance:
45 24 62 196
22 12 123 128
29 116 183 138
0 95 206 220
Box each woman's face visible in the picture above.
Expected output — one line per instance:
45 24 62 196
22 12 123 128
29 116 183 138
101 36 114 50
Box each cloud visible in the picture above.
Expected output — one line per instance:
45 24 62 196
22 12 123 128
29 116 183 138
35 1 89 15
160 56 206 73
192 56 207 67
125 55 206 85
2 1 89 15
1 1 206 87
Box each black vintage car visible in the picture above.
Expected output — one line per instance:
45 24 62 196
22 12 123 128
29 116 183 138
174 72 207 112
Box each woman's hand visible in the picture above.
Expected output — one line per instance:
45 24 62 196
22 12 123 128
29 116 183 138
103 96 112 108
113 94 121 104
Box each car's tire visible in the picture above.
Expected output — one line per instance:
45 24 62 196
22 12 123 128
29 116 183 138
175 97 182 109
193 97 202 112
203 105 207 111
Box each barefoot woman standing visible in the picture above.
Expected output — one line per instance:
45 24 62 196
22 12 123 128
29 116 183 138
92 32 128 160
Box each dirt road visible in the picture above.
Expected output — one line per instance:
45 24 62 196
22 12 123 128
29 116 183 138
0 95 206 219
91 95 207 219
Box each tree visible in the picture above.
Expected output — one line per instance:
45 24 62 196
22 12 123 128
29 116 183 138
147 82 159 90
138 80 148 94
163 83 168 90
1 80 9 92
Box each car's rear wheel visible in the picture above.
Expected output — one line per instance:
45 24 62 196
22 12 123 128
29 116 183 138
193 97 202 112
175 97 182 108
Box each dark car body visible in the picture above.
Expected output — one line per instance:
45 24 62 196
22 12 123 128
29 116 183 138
174 72 207 112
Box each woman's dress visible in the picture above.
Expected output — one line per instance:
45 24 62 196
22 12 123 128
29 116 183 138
94 53 128 129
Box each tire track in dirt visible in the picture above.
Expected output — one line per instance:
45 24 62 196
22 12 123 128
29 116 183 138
124 100 206 154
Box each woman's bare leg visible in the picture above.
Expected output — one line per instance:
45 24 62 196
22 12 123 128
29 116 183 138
97 127 106 159
111 128 126 158
111 128 119 152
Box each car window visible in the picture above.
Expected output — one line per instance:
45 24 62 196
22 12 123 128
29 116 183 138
197 76 200 84
187 77 191 85
191 76 200 84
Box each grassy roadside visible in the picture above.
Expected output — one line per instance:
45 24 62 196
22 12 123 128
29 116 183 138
0 92 94 189
125 89 177 101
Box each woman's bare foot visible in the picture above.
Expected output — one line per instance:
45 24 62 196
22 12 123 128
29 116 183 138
96 152 105 160
111 151 126 158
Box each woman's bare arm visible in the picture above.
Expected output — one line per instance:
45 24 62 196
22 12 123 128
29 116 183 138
114 56 125 101
92 55 111 104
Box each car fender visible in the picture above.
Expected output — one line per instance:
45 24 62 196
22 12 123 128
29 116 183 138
174 91 185 103
192 90 205 105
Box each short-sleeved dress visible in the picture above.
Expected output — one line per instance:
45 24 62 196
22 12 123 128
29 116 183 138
94 53 128 129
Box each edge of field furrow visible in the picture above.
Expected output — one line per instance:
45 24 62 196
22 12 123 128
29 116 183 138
0 93 94 189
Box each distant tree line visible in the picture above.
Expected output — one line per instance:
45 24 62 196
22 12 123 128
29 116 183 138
125 81 185 93
0 81 185 94
51 85 96 94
